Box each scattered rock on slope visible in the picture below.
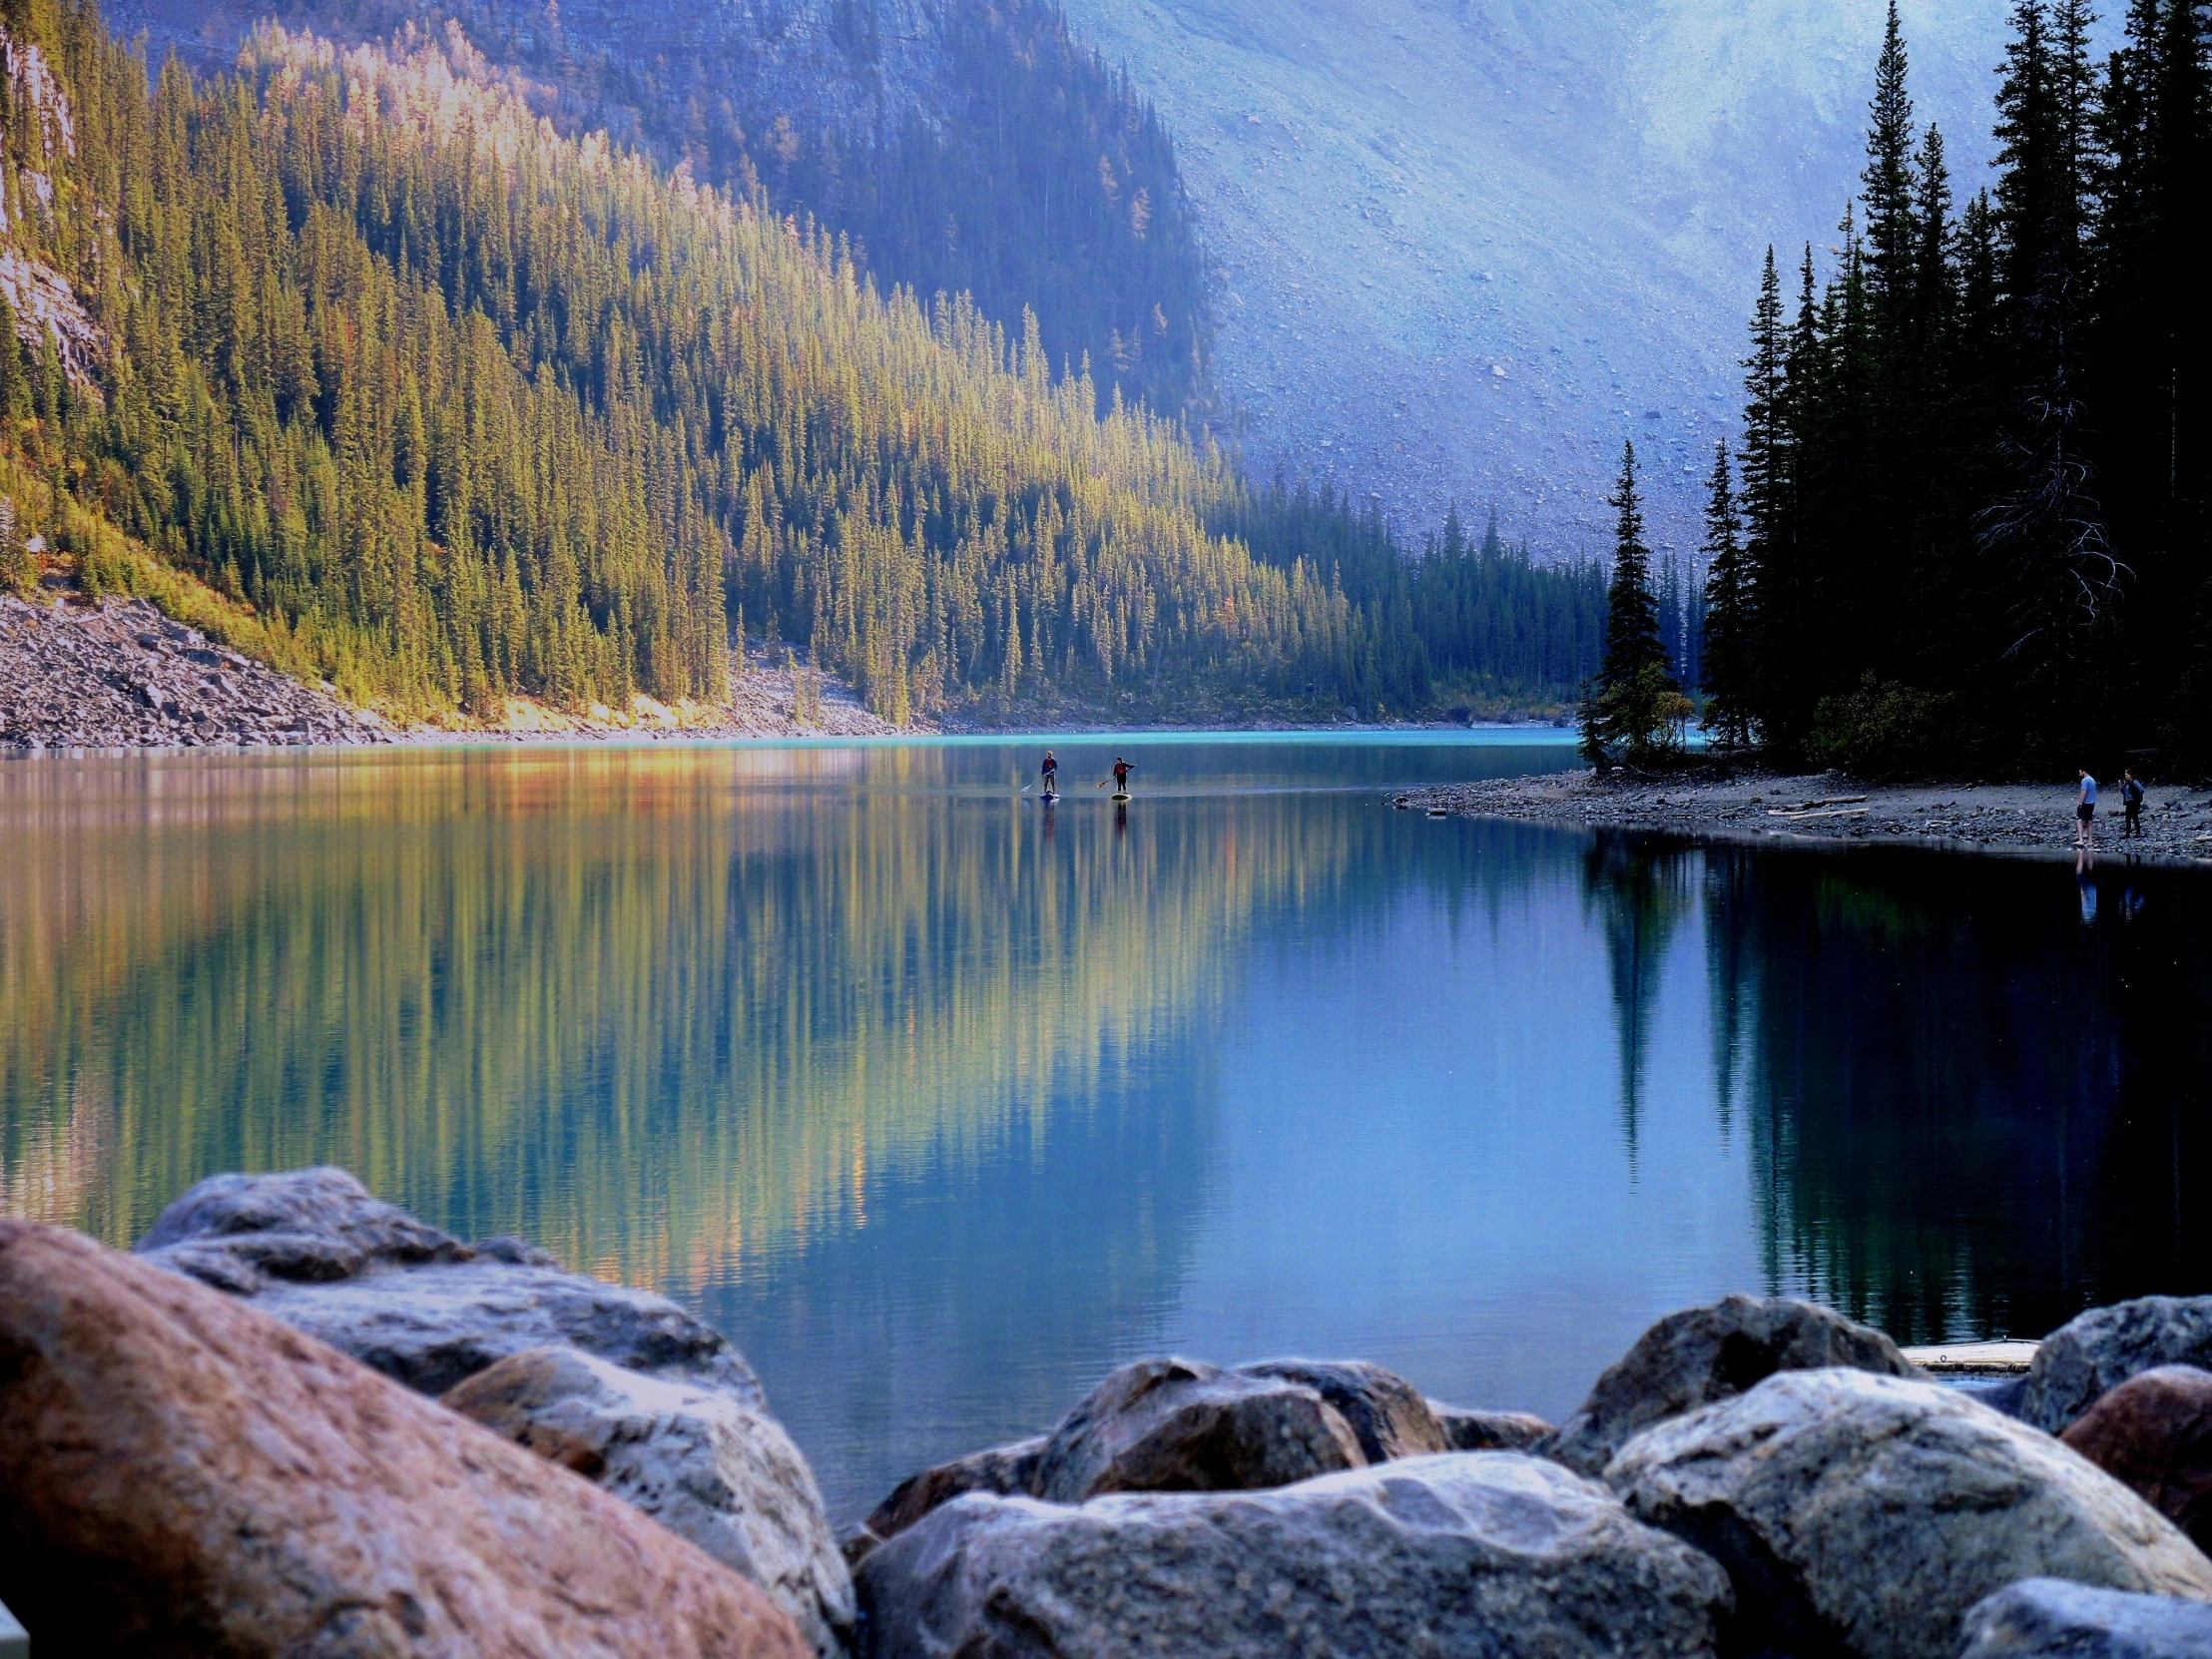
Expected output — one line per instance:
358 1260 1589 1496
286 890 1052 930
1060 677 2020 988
1543 1292 1919 1475
855 1451 1733 1659
1 593 389 749
0 1220 808 1658
1608 1369 2212 1659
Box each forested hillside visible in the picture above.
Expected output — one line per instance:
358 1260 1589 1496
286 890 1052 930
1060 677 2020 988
1701 0 2207 773
1 0 1599 723
102 0 1213 423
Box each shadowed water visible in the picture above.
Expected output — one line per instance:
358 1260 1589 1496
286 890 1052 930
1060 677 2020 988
3 736 2207 1519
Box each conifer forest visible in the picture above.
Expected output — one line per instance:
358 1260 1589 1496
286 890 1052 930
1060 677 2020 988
0 0 1608 725
1694 0 2207 775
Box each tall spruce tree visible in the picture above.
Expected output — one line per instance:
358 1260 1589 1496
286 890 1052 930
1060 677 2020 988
1581 441 1680 765
1700 441 1755 751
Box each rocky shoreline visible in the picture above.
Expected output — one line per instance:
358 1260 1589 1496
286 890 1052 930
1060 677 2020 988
1403 766 2212 866
3 585 1566 752
9 1168 2212 1655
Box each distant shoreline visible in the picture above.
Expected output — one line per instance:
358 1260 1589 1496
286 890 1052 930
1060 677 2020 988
1401 767 2212 868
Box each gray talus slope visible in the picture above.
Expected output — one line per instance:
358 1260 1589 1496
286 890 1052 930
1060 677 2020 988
1058 0 2010 550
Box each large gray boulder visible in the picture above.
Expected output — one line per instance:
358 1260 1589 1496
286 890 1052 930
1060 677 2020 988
133 1168 764 1404
444 1347 854 1658
2023 1299 2212 1436
1236 1358 1450 1461
1545 1292 1919 1475
1608 1369 2212 1659
855 1451 1733 1659
1028 1357 1365 1503
1960 1578 2212 1658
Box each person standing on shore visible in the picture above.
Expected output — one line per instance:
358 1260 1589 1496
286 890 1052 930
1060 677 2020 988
2074 770 2098 850
2120 770 2145 838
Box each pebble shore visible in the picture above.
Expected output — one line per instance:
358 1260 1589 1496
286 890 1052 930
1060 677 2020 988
1403 767 2212 865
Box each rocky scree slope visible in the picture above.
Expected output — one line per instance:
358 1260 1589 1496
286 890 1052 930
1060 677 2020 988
1 592 391 749
1054 0 2017 552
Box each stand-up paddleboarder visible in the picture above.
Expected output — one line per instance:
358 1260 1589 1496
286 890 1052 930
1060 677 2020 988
1111 757 1134 801
1040 751 1059 802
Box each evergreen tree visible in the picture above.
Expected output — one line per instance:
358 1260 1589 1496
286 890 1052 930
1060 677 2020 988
1699 441 1755 751
1582 441 1681 765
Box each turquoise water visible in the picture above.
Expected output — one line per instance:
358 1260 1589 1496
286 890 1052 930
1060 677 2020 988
2 734 2207 1519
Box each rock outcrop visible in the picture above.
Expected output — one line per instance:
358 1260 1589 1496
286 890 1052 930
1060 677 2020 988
1960 1578 2212 1658
1545 1292 1920 1475
0 1220 808 1658
855 1451 1733 1659
2065 1367 2212 1552
444 1346 854 1659
1608 1369 2212 1659
1430 1399 1554 1451
134 1167 765 1404
2024 1299 2212 1436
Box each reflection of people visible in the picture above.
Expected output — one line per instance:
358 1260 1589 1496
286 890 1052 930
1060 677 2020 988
2078 870 2098 926
2074 770 2097 849
2121 770 2145 837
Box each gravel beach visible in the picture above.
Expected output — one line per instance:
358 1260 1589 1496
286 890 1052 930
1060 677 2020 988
1401 767 2212 866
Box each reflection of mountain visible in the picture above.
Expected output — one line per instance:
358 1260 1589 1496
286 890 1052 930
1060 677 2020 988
1699 849 2212 1346
0 748 1298 1281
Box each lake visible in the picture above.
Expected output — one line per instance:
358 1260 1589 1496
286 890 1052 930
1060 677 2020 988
3 735 2208 1520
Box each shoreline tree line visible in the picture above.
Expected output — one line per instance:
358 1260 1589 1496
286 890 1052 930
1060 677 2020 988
1690 0 2205 776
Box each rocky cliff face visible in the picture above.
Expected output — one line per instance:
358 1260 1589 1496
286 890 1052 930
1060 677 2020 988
1053 0 2016 551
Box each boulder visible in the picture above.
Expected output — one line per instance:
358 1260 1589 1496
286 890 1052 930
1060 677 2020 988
862 1436 1046 1545
2064 1367 2212 1551
0 1221 808 1658
1544 1292 1920 1475
2024 1299 2212 1436
1608 1368 2212 1659
134 1167 764 1404
1960 1578 2212 1658
1430 1399 1555 1451
444 1347 854 1658
855 1451 1733 1659
1235 1358 1450 1460
1027 1356 1365 1502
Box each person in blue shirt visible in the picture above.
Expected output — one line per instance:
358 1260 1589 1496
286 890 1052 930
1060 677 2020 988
2075 770 2097 849
2120 769 2145 838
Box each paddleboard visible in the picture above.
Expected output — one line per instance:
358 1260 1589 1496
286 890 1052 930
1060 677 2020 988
1040 792 1059 805
1111 793 1130 803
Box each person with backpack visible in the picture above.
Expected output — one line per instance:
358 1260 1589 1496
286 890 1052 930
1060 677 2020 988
2120 770 2145 838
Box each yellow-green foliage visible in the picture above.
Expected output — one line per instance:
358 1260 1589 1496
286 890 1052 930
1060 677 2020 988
3 6 1375 722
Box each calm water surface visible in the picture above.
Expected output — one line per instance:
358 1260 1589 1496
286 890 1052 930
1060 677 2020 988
4 735 2209 1518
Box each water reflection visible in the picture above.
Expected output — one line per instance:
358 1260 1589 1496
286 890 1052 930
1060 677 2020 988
3 743 2209 1517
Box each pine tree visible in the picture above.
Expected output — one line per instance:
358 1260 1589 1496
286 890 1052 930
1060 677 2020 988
1699 441 1755 751
1581 441 1680 765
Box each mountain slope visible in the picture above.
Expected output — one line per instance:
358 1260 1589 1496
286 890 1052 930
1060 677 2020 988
100 0 1215 422
5 1 1612 726
1055 0 2017 553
